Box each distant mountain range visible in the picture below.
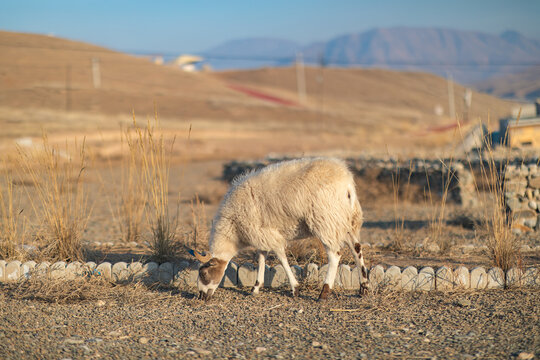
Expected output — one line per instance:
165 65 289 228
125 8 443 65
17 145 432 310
202 27 540 93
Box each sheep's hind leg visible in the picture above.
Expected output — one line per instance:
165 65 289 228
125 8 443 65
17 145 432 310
318 248 341 300
252 251 267 295
274 248 300 297
347 236 370 296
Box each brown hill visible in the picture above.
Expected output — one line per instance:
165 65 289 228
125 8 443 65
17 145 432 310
476 65 540 101
0 31 516 160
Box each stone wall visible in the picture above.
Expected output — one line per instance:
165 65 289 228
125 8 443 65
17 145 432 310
223 156 540 231
223 157 476 206
504 163 540 232
0 259 538 291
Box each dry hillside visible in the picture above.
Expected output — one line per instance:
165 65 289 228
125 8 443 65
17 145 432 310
0 31 516 160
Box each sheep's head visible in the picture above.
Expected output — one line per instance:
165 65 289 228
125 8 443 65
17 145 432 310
190 250 227 301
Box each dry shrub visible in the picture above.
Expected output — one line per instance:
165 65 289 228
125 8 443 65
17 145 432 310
132 114 179 261
287 237 326 265
17 135 89 262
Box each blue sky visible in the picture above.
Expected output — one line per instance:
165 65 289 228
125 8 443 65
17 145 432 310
1 0 539 54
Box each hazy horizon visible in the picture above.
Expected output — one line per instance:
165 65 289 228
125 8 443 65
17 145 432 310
1 0 539 55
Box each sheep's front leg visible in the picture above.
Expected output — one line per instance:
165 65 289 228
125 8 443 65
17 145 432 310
252 251 267 295
318 249 341 300
274 248 300 297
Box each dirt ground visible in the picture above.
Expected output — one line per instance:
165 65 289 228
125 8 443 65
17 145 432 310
0 281 538 359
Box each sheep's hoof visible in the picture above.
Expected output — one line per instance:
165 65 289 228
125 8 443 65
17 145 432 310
252 281 262 295
318 284 331 301
359 283 369 296
292 286 300 297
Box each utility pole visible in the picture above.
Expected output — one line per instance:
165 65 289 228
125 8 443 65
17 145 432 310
92 57 101 89
295 52 306 103
65 64 72 112
463 88 472 123
446 72 456 121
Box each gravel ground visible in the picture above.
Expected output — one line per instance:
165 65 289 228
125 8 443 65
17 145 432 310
0 282 538 360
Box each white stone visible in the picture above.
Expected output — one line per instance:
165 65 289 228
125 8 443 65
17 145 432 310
238 263 257 287
337 264 352 290
49 261 67 280
220 261 238 288
85 262 97 274
304 263 319 285
0 260 6 282
66 261 84 280
522 267 539 287
291 265 303 282
351 266 361 290
470 267 488 289
127 262 144 281
6 260 22 282
453 266 470 289
436 266 453 291
174 262 198 288
487 267 504 289
268 264 287 288
417 267 435 291
143 262 160 283
506 267 522 287
401 266 418 291
35 262 50 278
95 262 112 280
111 262 129 282
384 265 401 290
318 264 329 285
369 265 385 290
158 262 174 285
21 261 37 279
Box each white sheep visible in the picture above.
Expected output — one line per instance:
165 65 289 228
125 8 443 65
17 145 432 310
190 157 370 301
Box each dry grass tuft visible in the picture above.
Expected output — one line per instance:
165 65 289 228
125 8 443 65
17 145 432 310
17 135 89 262
133 113 179 261
457 117 520 272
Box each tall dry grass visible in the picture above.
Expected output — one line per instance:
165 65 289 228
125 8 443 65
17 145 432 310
113 123 147 244
187 194 209 251
0 164 26 260
17 135 89 262
132 114 179 261
390 159 413 252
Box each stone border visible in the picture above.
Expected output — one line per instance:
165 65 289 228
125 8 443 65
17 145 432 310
0 260 539 291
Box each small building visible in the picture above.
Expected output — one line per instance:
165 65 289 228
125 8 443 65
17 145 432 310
498 99 540 148
172 55 204 72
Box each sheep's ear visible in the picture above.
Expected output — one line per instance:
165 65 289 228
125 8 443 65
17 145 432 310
189 249 212 263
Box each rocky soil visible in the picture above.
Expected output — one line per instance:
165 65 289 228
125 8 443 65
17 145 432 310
0 282 538 359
